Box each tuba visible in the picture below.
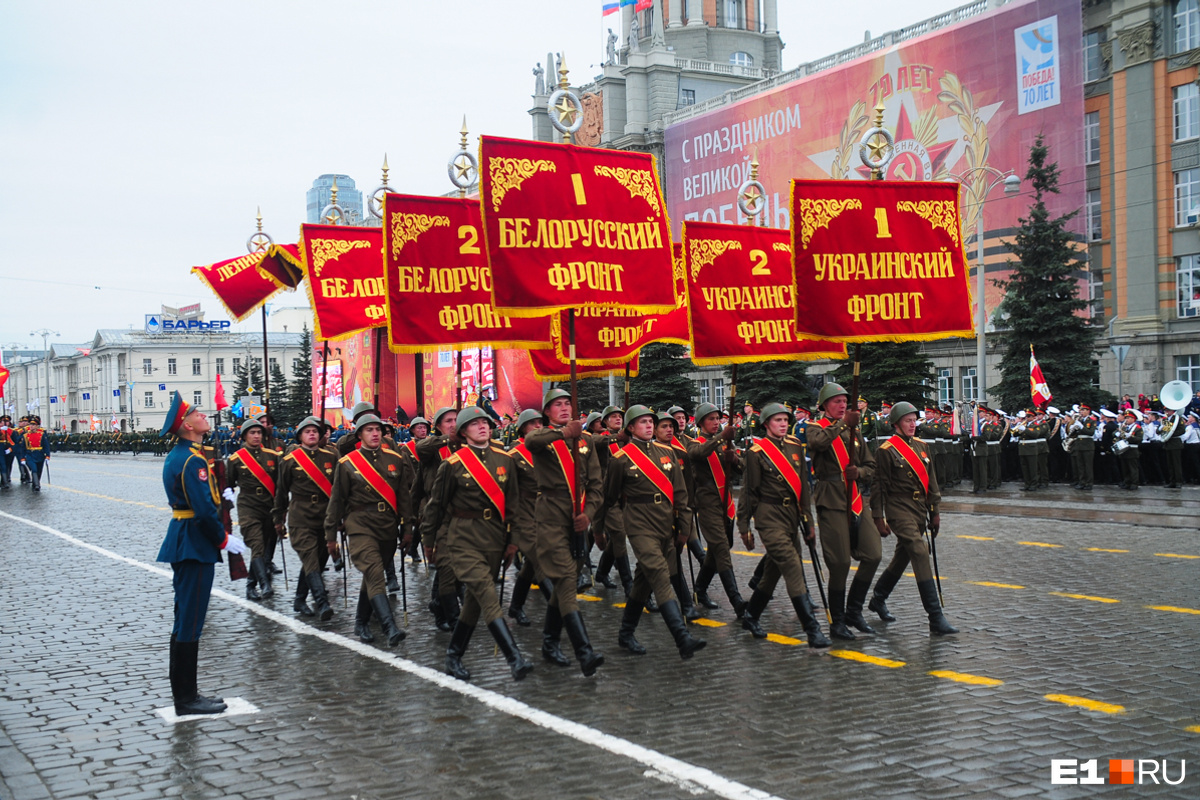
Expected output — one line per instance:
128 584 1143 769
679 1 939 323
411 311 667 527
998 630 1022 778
1159 380 1191 442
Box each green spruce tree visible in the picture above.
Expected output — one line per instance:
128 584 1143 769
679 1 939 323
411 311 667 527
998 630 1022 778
291 323 314 419
268 361 292 425
992 134 1099 411
726 360 812 411
629 343 697 413
831 343 936 407
552 377 611 414
232 357 264 411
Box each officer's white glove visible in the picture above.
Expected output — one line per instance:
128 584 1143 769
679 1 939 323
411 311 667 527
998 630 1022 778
223 534 247 555
222 488 236 502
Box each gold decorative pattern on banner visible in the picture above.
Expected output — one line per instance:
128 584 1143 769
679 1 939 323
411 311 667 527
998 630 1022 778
389 214 450 257
796 199 863 249
593 165 662 216
772 242 791 253
672 248 686 285
831 100 870 180
310 239 371 277
488 158 556 212
688 239 743 280
896 200 960 246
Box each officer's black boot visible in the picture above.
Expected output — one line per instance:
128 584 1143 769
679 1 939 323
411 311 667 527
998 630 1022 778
507 568 533 626
791 594 832 649
693 562 719 609
386 564 400 594
541 605 571 666
370 594 406 647
576 562 593 592
249 558 271 600
245 564 261 601
672 571 702 621
717 569 747 618
748 557 766 592
354 588 375 642
293 569 314 616
618 600 647 654
488 619 534 681
844 576 876 634
594 548 617 588
616 554 634 598
828 588 855 640
440 592 460 632
428 578 450 631
562 611 604 677
444 620 475 680
306 570 333 621
868 569 901 622
740 589 771 638
171 640 226 716
688 536 706 562
918 580 958 635
30 465 40 492
660 599 707 659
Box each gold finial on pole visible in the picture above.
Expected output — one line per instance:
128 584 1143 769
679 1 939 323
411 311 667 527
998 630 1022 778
448 116 479 196
548 53 582 145
381 155 390 186
330 176 339 207
737 147 766 226
460 115 469 149
256 206 264 232
247 208 273 253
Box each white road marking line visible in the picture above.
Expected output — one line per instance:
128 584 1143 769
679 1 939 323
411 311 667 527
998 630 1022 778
0 509 782 800
155 697 259 724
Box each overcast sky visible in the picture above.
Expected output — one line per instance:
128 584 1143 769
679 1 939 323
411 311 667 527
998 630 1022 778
1 0 959 349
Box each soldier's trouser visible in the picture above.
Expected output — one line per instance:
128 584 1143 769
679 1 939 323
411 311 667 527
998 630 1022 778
1072 446 1095 487
434 540 459 596
289 525 324 577
449 540 504 627
877 523 933 583
754 525 808 598
1119 453 1139 487
381 536 398 573
171 561 215 642
1166 445 1184 485
236 504 274 561
537 523 580 616
1036 451 1049 485
628 528 677 606
986 446 1002 487
599 505 628 560
972 453 988 491
818 508 881 595
696 501 734 573
0 451 12 485
1019 448 1037 487
348 533 394 598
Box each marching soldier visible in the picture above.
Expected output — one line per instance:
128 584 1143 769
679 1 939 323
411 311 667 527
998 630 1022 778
668 406 707 567
736 402 830 648
985 408 1008 489
525 389 605 676
592 405 638 601
418 407 463 632
970 405 989 494
655 412 702 622
421 407 532 681
1068 404 1097 490
687 402 744 616
226 418 280 600
339 401 402 592
807 384 882 640
15 415 51 491
324 414 412 647
274 416 338 621
1117 409 1144 489
867 402 957 635
598 406 705 659
0 415 15 489
397 415 429 564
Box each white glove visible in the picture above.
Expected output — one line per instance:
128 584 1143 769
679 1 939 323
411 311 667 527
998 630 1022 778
222 488 236 502
223 534 247 555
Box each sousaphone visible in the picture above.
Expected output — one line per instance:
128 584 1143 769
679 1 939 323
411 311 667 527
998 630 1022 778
1158 379 1191 441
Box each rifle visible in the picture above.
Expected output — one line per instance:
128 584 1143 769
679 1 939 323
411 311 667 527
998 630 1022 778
339 530 349 608
683 514 699 605
928 529 945 607
278 529 289 591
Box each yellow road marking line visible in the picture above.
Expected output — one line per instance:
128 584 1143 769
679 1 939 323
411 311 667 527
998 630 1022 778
829 650 906 668
1155 553 1200 559
928 670 1003 686
732 550 763 557
1049 592 1120 604
1146 605 1200 615
53 485 168 511
1018 541 1062 548
692 618 726 628
575 594 602 602
1044 694 1125 714
765 633 802 646
967 581 1025 589
1086 547 1129 553
611 603 650 613
956 535 994 541
1186 725 1200 734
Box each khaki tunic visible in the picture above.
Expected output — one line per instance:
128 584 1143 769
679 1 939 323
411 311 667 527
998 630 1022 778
273 444 339 575
416 433 461 592
687 433 738 572
227 445 280 560
593 432 627 558
871 435 941 583
737 434 813 599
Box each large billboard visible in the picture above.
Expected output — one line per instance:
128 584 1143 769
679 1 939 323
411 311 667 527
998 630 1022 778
663 0 1084 324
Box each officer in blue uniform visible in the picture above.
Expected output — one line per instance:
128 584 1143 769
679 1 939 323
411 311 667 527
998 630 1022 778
157 392 247 716
14 415 51 491
0 415 15 489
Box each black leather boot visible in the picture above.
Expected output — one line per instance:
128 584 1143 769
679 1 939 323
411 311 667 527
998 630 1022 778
171 640 226 716
293 569 314 616
844 576 876 634
541 605 571 667
918 580 958 635
445 620 475 680
672 571 702 621
440 592 460 632
576 563 593 592
687 536 706 562
386 566 400 594
869 569 901 622
251 558 273 600
748 557 766 592
828 588 855 640
740 589 771 639
618 600 647 654
660 600 706 659
488 619 534 680
370 594 406 647
562 611 604 676
507 567 533 626
791 594 832 648
616 554 634 598
693 562 719 609
717 569 747 618
594 548 617 588
245 565 261 601
306 570 333 621
428 592 449 632
355 589 375 642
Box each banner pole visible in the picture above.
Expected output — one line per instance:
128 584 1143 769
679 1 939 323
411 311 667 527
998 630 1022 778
455 351 463 411
319 342 329 422
624 362 630 410
261 303 271 422
372 328 383 415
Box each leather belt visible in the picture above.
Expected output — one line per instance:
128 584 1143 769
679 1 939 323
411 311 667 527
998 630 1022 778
520 491 538 501
538 489 574 498
918 439 935 444
624 493 665 505
759 495 795 506
308 494 326 504
453 508 496 520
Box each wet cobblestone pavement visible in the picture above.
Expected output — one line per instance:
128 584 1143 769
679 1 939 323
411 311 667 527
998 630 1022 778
1 454 1198 799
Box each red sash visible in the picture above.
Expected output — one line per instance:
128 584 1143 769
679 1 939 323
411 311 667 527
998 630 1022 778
811 418 863 515
608 442 620 455
347 450 397 512
456 447 506 521
621 442 674 504
233 447 276 496
403 440 417 458
670 436 686 452
880 437 929 496
439 445 452 460
754 437 804 505
512 440 534 467
696 436 735 520
290 448 333 496
550 438 578 508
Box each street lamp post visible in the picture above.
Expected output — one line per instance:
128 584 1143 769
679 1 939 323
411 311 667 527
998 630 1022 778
30 328 60 429
947 169 1020 403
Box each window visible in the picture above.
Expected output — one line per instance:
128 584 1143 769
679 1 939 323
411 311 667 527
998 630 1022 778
714 380 725 410
1177 0 1200 53
215 358 225 375
1083 31 1104 82
937 368 954 405
1175 168 1200 226
192 358 201 376
142 358 152 375
680 88 696 107
1177 254 1200 317
724 0 741 28
1087 189 1102 241
193 390 203 408
730 51 754 68
1175 83 1200 141
700 380 710 405
1178 354 1200 390
1092 359 1102 390
232 357 241 374
1084 111 1100 164
961 367 978 402
1089 268 1105 313
143 391 154 409
167 358 177 376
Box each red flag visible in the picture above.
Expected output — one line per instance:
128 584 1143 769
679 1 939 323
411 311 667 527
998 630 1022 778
214 374 229 410
1030 345 1052 408
0 351 8 397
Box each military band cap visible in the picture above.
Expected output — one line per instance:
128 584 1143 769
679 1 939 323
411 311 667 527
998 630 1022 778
543 388 571 409
432 406 456 427
760 402 792 423
295 416 323 439
350 401 378 422
888 401 919 425
455 406 494 433
694 402 720 423
239 417 265 436
354 413 384 430
1046 406 1060 414
516 408 542 433
817 383 848 406
1100 408 1117 419
161 391 195 437
623 404 655 430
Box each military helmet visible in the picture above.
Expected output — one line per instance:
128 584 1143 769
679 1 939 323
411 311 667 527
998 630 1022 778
623 404 655 430
455 406 494 434
432 406 456 428
294 416 323 440
349 401 378 422
408 416 430 433
543 388 571 409
600 404 623 421
817 382 849 407
656 411 678 428
584 411 603 430
667 405 686 417
354 413 384 431
760 402 793 425
888 401 920 425
240 418 265 436
694 402 721 425
516 408 542 435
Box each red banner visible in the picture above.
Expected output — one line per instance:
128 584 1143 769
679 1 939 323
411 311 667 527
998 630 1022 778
479 135 676 317
791 179 973 343
529 347 638 382
257 243 304 289
192 251 286 322
299 224 386 342
683 220 846 366
382 193 551 353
